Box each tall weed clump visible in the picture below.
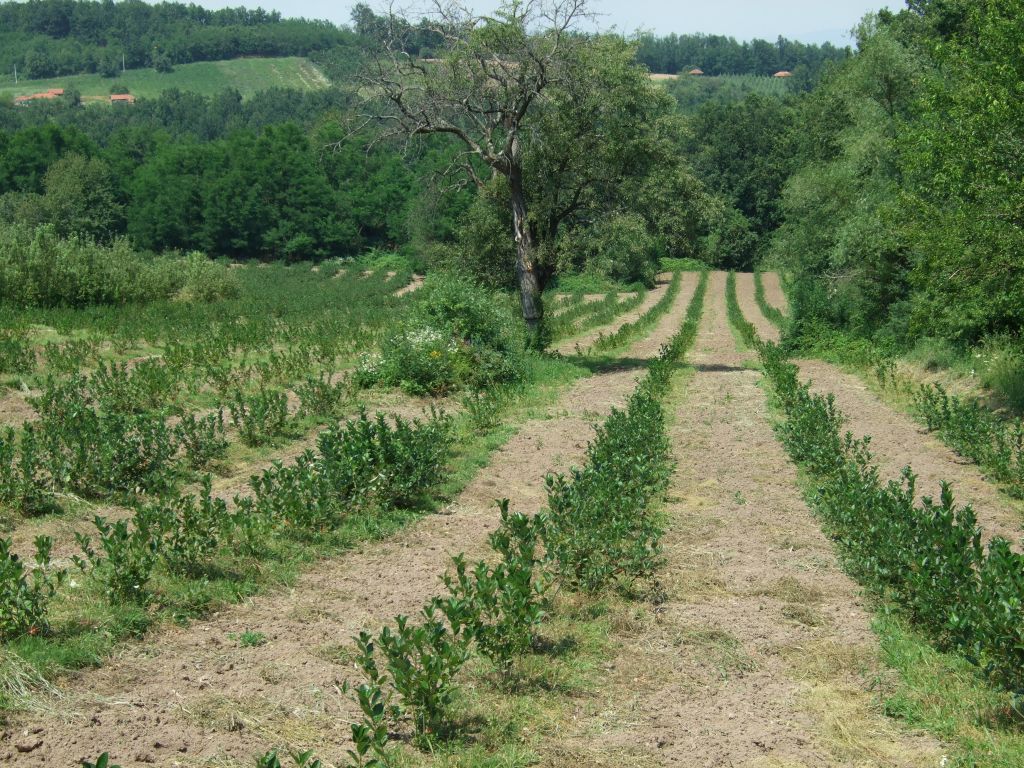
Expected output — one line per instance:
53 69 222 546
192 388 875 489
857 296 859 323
355 273 527 395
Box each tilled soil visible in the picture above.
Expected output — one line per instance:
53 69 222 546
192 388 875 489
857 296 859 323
734 271 781 343
547 272 942 766
553 273 673 355
2 276 699 767
733 274 1024 542
761 271 789 315
797 358 1024 542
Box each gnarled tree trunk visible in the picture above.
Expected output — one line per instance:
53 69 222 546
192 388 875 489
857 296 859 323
509 164 543 333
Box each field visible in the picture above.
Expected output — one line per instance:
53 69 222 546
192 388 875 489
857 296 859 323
0 57 331 103
2 265 1022 767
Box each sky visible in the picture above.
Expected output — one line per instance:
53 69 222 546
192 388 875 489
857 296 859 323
196 0 903 45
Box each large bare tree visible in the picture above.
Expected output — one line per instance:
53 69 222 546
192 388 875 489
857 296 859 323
355 0 592 334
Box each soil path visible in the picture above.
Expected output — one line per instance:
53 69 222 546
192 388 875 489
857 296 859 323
733 275 1024 543
3 277 699 767
549 272 942 767
761 271 789 315
394 274 424 297
735 271 780 343
553 272 673 355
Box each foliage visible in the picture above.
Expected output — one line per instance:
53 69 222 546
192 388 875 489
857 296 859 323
356 274 526 395
74 512 164 603
355 608 470 739
0 224 238 308
437 501 551 673
634 31 849 77
734 297 1024 697
0 535 65 639
174 410 228 470
0 0 352 78
227 387 291 447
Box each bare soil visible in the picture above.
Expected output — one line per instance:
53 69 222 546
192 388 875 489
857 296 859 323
394 274 424 297
761 271 789 315
2 275 699 767
733 274 1024 542
547 272 943 766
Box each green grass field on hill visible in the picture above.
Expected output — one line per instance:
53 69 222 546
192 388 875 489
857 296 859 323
0 56 331 103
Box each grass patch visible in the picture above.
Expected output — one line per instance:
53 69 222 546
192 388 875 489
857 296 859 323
0 57 330 102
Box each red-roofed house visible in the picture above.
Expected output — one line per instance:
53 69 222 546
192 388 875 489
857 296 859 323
774 70 793 78
110 93 136 104
688 68 705 76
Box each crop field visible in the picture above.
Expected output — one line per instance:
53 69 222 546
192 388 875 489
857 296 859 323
2 265 1022 767
0 57 331 103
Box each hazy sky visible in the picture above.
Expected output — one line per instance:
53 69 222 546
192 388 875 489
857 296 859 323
196 0 903 44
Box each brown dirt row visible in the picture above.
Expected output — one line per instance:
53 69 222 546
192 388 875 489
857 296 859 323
394 274 424 297
553 273 673 355
761 271 789 315
545 272 942 766
735 271 781 344
2 275 700 767
732 274 1024 543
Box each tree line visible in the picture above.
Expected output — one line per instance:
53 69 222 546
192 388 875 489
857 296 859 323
676 0 1024 356
0 0 351 79
634 32 850 77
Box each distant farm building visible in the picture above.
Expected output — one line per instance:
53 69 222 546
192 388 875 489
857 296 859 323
688 68 705 76
774 70 793 78
12 88 64 105
110 93 136 104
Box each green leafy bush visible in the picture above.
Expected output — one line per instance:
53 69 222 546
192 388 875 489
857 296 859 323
0 535 65 639
227 387 291 447
74 511 164 603
0 330 35 375
356 274 526 395
437 501 550 673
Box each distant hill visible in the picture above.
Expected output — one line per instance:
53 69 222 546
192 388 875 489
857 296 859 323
0 0 351 80
0 57 331 104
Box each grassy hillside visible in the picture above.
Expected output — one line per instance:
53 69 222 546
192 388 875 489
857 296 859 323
0 56 331 103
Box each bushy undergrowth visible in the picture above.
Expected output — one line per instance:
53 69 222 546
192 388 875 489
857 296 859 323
0 224 238 309
727 274 1024 697
356 273 526 396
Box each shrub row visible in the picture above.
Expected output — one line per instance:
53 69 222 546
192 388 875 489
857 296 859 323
907 381 1024 499
592 271 683 352
0 224 239 309
337 271 708 763
753 270 787 329
726 273 1024 695
547 289 646 342
0 408 454 639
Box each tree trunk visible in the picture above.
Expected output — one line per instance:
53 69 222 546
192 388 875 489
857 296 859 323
509 164 543 334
